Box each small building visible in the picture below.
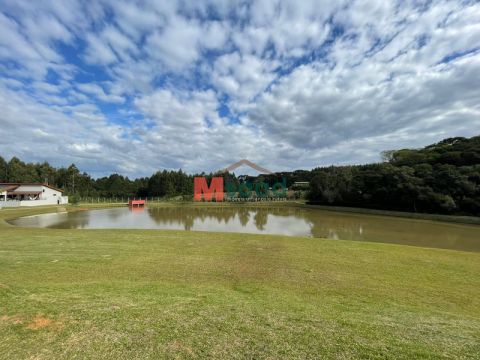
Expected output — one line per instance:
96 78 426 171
0 183 68 207
292 181 310 189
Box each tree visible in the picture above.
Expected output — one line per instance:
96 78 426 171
308 166 354 204
7 157 38 182
36 161 56 185
0 156 7 182
148 171 174 197
381 150 395 162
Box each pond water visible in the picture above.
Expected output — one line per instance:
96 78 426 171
8 206 480 252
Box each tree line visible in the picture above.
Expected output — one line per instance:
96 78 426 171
1 135 479 215
0 158 194 199
306 136 480 215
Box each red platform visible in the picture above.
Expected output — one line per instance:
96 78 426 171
128 199 146 207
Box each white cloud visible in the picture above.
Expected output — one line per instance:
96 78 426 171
201 21 230 50
0 84 132 175
146 17 202 70
212 52 278 111
77 83 125 104
100 25 138 60
0 0 479 177
109 0 167 40
135 89 219 129
22 13 73 44
0 13 43 61
84 33 118 65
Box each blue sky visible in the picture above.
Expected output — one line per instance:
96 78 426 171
0 0 479 177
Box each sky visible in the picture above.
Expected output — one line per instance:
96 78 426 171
0 0 479 177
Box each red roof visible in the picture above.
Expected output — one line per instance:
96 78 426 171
0 185 17 192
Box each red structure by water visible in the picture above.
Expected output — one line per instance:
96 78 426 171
128 199 146 207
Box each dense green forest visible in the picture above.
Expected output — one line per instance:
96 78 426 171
1 135 479 215
307 136 480 215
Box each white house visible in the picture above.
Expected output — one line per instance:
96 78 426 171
0 183 68 207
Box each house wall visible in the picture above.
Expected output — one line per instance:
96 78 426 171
19 197 68 206
0 197 69 208
14 185 62 200
40 186 62 200
0 185 68 207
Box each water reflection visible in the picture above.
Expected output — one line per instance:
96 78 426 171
8 206 480 252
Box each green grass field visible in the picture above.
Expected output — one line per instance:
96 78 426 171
1 206 479 359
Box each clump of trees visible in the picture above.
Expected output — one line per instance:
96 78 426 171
307 136 480 215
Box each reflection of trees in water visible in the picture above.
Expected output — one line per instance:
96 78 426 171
56 208 130 230
237 208 250 226
146 206 310 231
147 207 238 230
303 210 365 240
54 206 367 239
51 211 91 229
254 210 268 230
302 210 421 242
144 206 372 239
45 206 478 251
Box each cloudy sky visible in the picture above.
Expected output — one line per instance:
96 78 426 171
0 0 479 177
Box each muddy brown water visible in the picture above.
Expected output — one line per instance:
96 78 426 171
8 206 480 252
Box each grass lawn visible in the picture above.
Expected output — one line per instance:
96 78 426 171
0 206 479 359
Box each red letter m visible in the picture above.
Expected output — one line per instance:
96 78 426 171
194 177 224 202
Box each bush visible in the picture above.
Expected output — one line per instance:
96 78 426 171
69 195 80 206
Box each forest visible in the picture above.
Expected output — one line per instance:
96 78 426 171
1 135 479 215
307 136 480 215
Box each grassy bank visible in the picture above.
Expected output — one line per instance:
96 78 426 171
0 206 479 359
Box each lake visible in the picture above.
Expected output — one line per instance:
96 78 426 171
8 206 480 252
